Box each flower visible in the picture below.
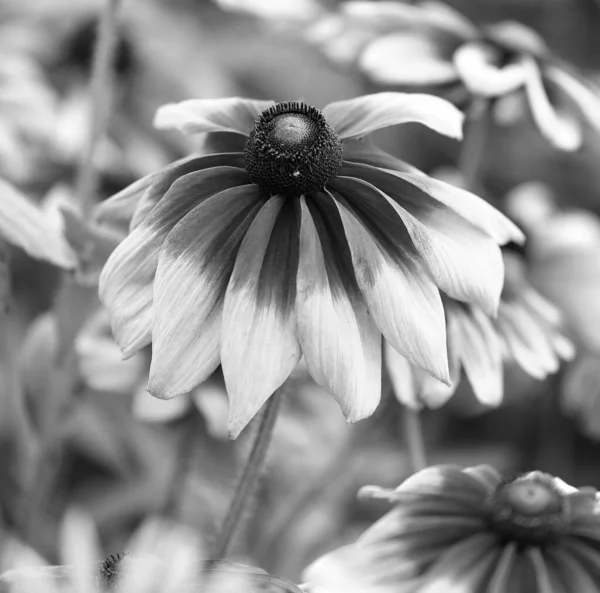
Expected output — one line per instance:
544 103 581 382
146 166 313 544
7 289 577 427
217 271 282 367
0 177 75 268
311 1 600 151
386 251 574 410
304 465 600 593
97 94 522 437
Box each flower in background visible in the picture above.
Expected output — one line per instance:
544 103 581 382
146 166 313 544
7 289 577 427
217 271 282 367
96 94 522 437
305 465 600 593
0 178 75 268
1 511 301 592
386 251 574 410
507 183 600 440
311 1 600 151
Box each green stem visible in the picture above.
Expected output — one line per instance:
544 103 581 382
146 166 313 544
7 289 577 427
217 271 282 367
403 406 427 473
212 388 284 559
76 0 123 216
458 96 490 191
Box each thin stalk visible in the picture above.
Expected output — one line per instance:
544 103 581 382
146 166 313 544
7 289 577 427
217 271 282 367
212 389 284 559
76 0 123 216
458 96 490 191
403 406 427 473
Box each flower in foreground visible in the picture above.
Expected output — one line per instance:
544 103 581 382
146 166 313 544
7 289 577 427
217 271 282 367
97 93 522 437
386 251 574 410
305 465 600 593
311 1 600 151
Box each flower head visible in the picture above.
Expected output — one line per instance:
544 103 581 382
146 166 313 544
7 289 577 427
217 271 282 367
305 465 600 593
312 1 600 151
387 251 573 410
97 94 521 437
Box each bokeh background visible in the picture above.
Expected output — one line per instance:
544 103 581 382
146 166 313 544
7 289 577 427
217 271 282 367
2 0 600 584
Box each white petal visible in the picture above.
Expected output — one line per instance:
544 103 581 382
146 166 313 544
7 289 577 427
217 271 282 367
0 178 76 268
360 33 458 86
149 184 263 399
453 42 530 97
323 92 464 140
525 62 582 151
153 97 274 136
296 196 381 422
221 197 302 438
335 199 449 382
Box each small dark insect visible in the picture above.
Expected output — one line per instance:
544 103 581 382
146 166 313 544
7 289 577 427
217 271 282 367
98 551 129 588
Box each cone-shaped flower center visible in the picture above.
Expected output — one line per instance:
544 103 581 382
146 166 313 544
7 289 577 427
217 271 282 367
488 473 567 546
244 102 343 197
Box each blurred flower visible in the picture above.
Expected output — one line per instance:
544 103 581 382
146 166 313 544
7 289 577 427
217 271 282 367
214 0 323 21
311 1 600 151
305 464 600 593
96 94 522 437
1 511 301 592
386 251 573 410
0 177 75 268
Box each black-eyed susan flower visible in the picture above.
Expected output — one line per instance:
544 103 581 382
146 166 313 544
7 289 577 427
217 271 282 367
386 251 573 410
96 94 522 437
311 1 600 151
305 465 600 593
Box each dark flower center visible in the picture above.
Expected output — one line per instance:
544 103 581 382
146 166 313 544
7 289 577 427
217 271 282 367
244 102 343 197
488 473 567 547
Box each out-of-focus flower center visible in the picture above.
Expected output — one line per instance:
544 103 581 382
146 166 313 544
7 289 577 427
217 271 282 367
244 101 343 197
488 473 567 546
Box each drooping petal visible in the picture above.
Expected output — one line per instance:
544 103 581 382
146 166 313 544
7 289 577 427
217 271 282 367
130 153 246 230
524 62 582 151
448 303 504 406
153 97 274 136
485 21 548 57
221 197 302 438
0 178 76 268
333 175 505 314
453 42 530 97
323 92 464 140
342 139 420 173
296 194 382 423
148 184 265 399
360 33 459 86
331 192 448 382
341 161 524 245
384 341 455 410
545 66 600 132
99 167 249 356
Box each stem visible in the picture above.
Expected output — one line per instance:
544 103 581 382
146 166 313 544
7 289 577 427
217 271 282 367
212 389 284 559
76 0 123 216
458 96 490 191
403 406 427 473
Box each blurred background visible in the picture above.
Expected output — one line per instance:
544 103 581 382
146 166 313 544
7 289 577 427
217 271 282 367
2 0 600 585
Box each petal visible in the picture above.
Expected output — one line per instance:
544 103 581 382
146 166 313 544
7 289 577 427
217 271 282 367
148 184 264 399
545 65 600 131
485 21 548 57
130 153 246 231
384 341 455 410
296 194 382 423
418 533 500 593
341 160 524 245
132 388 192 423
0 178 76 268
99 166 249 356
525 62 582 151
448 303 504 406
153 97 274 136
453 42 530 97
322 92 464 140
332 193 449 382
360 33 459 86
334 174 505 314
221 197 302 438
486 543 517 593
342 139 420 173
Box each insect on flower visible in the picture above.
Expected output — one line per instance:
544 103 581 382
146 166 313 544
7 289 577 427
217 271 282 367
311 1 600 151
305 465 600 593
97 93 522 437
